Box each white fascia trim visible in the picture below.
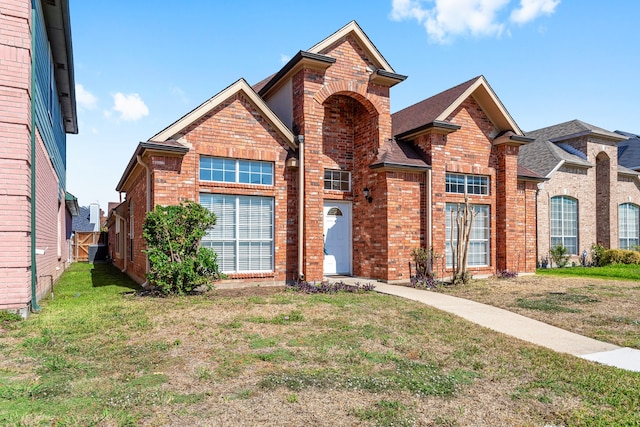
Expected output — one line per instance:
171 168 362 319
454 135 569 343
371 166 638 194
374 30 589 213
308 20 395 73
435 76 522 135
150 79 295 147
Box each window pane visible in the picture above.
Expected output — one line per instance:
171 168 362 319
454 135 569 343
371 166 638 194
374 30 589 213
445 203 489 267
324 168 350 191
199 157 273 185
550 196 578 254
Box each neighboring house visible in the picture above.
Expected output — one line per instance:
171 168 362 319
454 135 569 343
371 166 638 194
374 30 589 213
109 21 539 286
617 130 640 172
0 0 78 316
72 204 104 232
519 119 640 265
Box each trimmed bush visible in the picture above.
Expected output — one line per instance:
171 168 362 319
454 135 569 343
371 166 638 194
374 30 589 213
600 249 640 266
143 201 223 295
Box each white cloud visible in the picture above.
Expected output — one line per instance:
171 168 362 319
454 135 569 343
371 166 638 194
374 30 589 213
280 54 291 65
510 0 560 25
75 83 98 110
111 92 149 121
391 0 560 43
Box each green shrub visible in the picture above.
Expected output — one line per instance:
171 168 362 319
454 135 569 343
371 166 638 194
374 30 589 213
590 243 607 267
143 201 223 295
549 244 569 268
600 249 640 266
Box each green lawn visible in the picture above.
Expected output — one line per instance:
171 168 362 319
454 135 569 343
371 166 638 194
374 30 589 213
1 263 639 426
538 263 640 280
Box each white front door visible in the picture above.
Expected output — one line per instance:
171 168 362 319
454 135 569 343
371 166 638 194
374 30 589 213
323 201 352 275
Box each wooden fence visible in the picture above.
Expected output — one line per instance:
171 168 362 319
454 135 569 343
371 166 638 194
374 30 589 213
72 232 106 262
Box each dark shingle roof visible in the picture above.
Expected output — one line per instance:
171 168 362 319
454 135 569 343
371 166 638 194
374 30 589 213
517 119 631 177
526 119 626 142
517 165 545 181
617 130 640 171
391 76 480 137
370 139 430 170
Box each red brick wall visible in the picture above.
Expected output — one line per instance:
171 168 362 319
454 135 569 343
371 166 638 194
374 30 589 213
292 34 393 281
142 93 295 282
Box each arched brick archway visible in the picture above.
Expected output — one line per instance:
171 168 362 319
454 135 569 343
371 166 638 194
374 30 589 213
314 80 383 116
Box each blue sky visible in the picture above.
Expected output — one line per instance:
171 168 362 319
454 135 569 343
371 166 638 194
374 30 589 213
67 0 640 211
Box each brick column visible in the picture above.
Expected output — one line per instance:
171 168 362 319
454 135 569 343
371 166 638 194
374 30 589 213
495 143 520 272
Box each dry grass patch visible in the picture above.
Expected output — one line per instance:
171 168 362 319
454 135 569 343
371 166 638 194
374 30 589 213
1 264 640 426
440 274 640 348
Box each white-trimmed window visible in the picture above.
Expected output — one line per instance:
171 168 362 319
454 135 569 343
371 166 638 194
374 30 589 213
200 157 273 185
324 169 351 191
200 194 274 273
445 173 489 195
619 203 639 249
445 203 490 267
550 196 578 254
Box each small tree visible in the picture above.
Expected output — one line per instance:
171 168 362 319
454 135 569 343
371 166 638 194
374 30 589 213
143 201 222 295
450 197 478 285
549 244 569 268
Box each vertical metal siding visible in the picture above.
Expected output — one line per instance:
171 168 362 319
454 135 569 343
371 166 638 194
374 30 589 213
33 0 66 194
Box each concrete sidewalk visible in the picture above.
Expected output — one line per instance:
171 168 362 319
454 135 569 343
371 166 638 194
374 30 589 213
353 280 640 372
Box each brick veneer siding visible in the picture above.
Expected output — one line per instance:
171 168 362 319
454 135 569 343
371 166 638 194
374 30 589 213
536 134 620 264
290 34 394 281
34 132 69 299
0 0 33 310
424 98 499 277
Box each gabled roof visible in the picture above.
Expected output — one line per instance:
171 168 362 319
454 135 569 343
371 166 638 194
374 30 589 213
617 130 640 171
308 20 396 73
518 119 630 178
391 75 523 139
527 119 627 144
370 139 430 171
115 140 189 192
150 78 295 147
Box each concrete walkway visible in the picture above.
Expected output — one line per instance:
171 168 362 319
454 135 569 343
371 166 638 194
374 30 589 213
351 280 640 372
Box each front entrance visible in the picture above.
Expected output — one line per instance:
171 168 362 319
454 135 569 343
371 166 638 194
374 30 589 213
323 201 352 275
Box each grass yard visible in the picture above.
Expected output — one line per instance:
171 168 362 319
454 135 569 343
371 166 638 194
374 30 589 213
442 268 640 349
1 263 639 426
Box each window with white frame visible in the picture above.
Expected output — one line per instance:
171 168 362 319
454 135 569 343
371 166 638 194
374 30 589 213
200 194 274 273
445 203 490 267
619 203 639 249
445 173 489 195
199 157 273 185
324 169 350 191
550 196 578 254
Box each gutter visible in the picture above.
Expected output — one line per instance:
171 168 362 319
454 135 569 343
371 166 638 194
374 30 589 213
30 3 40 313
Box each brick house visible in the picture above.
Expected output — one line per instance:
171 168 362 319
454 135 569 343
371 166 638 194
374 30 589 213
109 21 539 285
0 0 78 316
519 119 639 265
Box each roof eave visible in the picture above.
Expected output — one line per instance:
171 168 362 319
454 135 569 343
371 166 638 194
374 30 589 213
258 51 336 98
369 69 407 87
395 120 461 140
115 141 189 192
550 131 628 144
370 162 431 172
42 0 78 134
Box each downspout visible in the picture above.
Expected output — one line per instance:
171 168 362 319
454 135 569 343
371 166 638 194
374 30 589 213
426 169 432 250
136 155 151 283
297 135 305 280
30 2 40 313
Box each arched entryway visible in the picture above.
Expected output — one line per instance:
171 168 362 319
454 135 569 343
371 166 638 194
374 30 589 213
321 92 380 277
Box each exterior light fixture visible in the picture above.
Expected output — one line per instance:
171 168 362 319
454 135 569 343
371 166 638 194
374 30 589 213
363 187 372 203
